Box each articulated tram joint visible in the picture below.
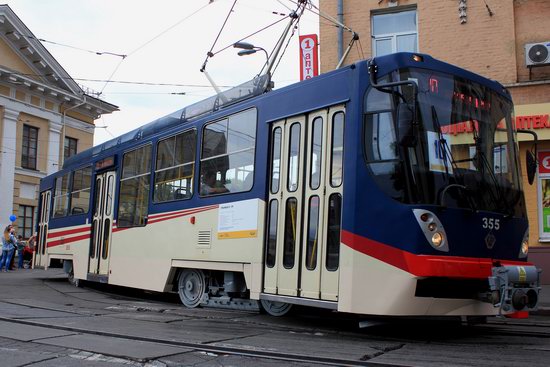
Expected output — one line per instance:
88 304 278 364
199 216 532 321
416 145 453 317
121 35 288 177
485 265 541 315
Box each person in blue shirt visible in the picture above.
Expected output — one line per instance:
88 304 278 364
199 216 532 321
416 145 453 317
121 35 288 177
0 225 16 272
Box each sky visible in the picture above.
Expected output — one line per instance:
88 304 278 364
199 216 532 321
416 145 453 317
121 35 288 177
4 0 320 145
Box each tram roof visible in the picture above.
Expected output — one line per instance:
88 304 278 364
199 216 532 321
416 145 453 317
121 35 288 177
62 53 509 171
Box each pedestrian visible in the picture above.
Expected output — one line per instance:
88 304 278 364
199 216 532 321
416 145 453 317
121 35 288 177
16 235 26 269
0 225 16 272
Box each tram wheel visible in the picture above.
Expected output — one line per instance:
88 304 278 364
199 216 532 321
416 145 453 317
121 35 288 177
260 299 293 317
178 269 206 308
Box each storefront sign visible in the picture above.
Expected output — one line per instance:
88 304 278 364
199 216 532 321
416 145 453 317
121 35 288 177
299 34 318 81
539 151 550 174
516 114 550 129
439 114 550 136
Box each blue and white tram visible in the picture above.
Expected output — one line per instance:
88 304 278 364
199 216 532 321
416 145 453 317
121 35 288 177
35 53 541 317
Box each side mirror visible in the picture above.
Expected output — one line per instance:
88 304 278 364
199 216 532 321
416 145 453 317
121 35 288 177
396 103 416 146
517 129 538 185
526 150 536 185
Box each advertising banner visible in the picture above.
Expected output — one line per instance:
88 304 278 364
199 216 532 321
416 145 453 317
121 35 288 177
299 34 319 81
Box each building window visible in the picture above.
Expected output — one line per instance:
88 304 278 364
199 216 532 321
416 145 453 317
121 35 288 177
64 137 78 159
17 205 35 239
22 125 38 170
118 145 151 227
372 9 417 57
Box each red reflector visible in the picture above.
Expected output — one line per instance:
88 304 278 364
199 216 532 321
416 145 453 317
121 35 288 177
505 311 529 319
190 216 196 225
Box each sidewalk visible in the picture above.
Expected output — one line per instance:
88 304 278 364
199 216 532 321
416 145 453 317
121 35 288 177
535 284 550 315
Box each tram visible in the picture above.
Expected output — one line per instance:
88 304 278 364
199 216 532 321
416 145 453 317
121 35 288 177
35 52 541 317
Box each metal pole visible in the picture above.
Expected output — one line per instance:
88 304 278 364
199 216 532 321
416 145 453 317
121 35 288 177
337 0 344 60
60 96 87 168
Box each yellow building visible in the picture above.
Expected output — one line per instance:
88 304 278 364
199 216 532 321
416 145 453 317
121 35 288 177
319 0 550 282
0 5 117 238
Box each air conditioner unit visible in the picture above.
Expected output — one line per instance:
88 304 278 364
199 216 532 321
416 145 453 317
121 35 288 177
525 42 550 66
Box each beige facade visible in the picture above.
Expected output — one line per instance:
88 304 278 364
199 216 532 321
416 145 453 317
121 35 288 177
0 5 117 239
319 0 550 281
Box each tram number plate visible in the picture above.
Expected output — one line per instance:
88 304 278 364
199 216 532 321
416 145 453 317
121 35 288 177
482 217 500 230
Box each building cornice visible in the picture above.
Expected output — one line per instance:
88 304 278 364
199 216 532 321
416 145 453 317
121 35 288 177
14 167 47 179
504 79 550 88
0 4 118 117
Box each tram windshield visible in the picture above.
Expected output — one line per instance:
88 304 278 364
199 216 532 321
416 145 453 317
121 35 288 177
364 68 524 216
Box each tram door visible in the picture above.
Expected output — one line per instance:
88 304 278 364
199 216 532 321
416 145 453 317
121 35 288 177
264 106 345 301
88 171 116 276
35 190 51 268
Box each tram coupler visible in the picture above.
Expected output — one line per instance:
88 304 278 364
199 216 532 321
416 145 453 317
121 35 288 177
486 265 541 316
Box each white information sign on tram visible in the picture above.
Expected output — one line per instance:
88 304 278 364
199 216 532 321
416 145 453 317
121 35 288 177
218 199 259 239
427 131 453 173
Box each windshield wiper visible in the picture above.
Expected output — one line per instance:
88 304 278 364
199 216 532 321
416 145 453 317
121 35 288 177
431 106 477 212
470 119 512 216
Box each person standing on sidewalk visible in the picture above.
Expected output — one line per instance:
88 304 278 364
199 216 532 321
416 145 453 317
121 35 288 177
16 235 26 269
0 225 16 272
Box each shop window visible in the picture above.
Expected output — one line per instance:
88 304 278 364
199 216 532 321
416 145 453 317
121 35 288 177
538 151 550 240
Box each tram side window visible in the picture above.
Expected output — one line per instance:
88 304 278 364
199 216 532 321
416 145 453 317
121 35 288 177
154 130 196 202
53 173 70 217
118 145 152 227
200 108 256 196
70 166 92 215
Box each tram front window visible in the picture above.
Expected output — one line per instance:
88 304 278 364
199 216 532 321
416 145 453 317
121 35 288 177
364 69 524 217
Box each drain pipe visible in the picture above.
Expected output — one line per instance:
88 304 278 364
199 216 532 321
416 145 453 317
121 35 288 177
59 95 87 168
337 0 344 60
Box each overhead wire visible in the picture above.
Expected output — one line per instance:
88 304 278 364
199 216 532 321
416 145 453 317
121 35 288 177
210 15 289 57
1 71 234 89
20 35 127 58
99 2 211 94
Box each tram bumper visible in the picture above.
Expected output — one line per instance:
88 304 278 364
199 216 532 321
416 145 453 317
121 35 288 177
486 265 541 315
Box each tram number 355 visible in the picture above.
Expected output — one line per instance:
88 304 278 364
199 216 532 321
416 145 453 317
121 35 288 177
482 217 500 230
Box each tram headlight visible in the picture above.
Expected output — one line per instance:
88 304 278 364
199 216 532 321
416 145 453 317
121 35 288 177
519 229 529 258
413 209 449 252
432 232 444 248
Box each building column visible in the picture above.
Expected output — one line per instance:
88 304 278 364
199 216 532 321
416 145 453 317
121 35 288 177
0 108 19 227
48 119 62 175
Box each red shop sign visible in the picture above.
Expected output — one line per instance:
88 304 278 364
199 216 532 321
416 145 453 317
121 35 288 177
538 151 550 174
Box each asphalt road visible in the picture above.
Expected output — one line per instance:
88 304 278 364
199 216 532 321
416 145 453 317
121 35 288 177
0 268 548 367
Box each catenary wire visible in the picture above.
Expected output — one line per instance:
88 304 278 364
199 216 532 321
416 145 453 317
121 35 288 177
99 3 211 94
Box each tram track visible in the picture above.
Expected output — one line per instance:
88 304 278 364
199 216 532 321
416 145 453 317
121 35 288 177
6 276 549 365
0 315 408 367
